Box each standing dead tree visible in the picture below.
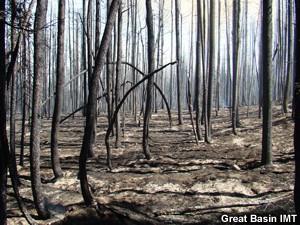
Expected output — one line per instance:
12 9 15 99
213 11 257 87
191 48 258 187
143 0 155 160
79 0 121 206
50 0 65 179
30 0 50 219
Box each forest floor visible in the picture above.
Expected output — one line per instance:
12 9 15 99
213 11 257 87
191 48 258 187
7 102 296 224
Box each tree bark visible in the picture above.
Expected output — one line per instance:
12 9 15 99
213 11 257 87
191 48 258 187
30 0 50 219
79 0 120 206
261 0 273 166
143 0 155 160
195 0 202 141
175 0 183 125
283 0 294 113
87 0 96 154
232 0 241 135
50 0 65 179
0 0 8 222
115 2 122 148
294 1 300 222
207 0 216 142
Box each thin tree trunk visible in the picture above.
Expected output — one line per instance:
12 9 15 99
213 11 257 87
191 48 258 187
195 0 202 141
30 0 50 218
50 0 65 179
175 0 183 125
294 1 300 221
9 0 21 185
215 0 221 116
232 0 241 135
20 33 27 167
79 0 120 205
207 0 216 142
82 0 87 116
115 1 122 148
87 0 96 153
143 0 155 160
0 0 8 221
283 0 294 113
261 0 273 166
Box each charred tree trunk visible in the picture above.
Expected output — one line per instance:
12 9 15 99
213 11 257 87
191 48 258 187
175 0 183 125
115 1 122 148
261 0 273 166
294 1 300 221
0 0 8 222
143 0 155 160
30 0 50 219
50 0 65 179
283 0 294 113
207 0 216 142
232 0 241 135
79 0 120 205
195 0 202 141
87 0 96 155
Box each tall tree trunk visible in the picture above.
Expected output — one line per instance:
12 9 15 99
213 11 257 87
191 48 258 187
225 1 232 112
283 0 294 113
215 0 221 117
261 0 273 166
9 0 20 185
294 1 300 221
0 0 8 222
50 0 65 179
115 1 122 148
207 0 216 142
143 0 155 160
87 0 96 154
30 0 50 219
232 0 241 135
79 0 120 205
20 33 27 167
106 0 113 130
170 0 174 109
82 0 87 116
175 0 183 125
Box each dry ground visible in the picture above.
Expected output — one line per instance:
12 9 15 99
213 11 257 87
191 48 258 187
7 103 296 224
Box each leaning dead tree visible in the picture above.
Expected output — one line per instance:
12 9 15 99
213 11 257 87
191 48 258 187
105 61 177 170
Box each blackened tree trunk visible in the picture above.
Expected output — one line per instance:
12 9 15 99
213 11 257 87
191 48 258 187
294 0 300 221
9 0 20 186
207 0 216 142
0 0 8 222
79 0 120 206
232 0 241 135
283 0 294 113
106 0 113 129
175 0 183 125
261 0 273 166
195 0 202 141
87 0 96 154
50 0 65 179
143 0 155 160
30 0 50 219
20 33 27 167
215 0 221 116
82 0 87 116
115 1 122 148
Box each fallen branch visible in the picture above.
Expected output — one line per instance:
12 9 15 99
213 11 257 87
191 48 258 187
154 192 293 216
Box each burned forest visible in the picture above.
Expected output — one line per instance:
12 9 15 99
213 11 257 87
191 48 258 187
1 0 300 224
